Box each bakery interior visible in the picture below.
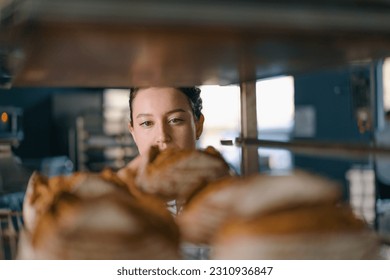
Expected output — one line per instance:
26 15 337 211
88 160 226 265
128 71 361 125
2 0 390 259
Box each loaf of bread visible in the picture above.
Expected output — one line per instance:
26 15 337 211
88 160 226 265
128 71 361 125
177 176 241 244
23 169 134 232
135 146 232 203
22 171 86 232
178 170 340 244
230 170 342 216
178 170 381 259
19 190 180 259
19 169 180 260
212 203 381 259
117 166 174 220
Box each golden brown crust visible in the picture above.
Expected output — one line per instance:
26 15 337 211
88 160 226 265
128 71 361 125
231 170 342 217
177 176 241 244
48 172 86 194
211 203 380 260
28 187 180 259
145 146 229 172
100 168 129 191
23 172 87 233
117 165 172 220
27 172 49 205
136 146 231 201
177 170 345 245
21 168 182 259
182 176 241 211
217 204 367 238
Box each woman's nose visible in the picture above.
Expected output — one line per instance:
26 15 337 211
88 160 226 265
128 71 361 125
156 122 171 144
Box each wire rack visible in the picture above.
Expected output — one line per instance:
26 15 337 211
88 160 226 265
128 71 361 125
0 209 23 260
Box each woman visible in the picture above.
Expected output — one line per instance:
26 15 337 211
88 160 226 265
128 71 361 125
123 87 205 173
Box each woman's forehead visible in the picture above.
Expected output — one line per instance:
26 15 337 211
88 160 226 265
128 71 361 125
132 87 192 113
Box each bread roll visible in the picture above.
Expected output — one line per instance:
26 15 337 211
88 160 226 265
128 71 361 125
117 165 172 219
178 170 341 245
135 146 231 202
19 187 180 259
21 168 179 259
177 176 241 244
200 170 381 259
22 171 86 232
212 204 381 259
231 170 342 217
71 169 129 199
23 168 142 232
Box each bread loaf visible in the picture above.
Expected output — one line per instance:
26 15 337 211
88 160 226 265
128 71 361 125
19 169 180 259
21 190 180 259
212 204 380 259
135 146 231 203
177 176 241 244
178 170 381 259
22 171 86 232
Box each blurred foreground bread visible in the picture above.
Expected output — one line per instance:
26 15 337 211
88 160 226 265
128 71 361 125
22 169 134 233
212 203 380 259
19 169 180 259
22 171 86 233
21 154 382 259
177 176 241 244
178 170 382 259
135 146 231 203
178 170 341 245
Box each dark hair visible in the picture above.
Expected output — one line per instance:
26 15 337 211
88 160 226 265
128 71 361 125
129 87 203 126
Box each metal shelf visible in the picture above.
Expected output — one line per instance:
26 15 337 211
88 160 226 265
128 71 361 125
2 0 390 175
1 0 390 87
75 115 137 172
222 138 390 160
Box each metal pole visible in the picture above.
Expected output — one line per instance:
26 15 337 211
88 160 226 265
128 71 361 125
234 138 390 159
240 81 259 175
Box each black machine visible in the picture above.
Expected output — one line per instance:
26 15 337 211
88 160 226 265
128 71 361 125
0 106 29 210
0 107 28 259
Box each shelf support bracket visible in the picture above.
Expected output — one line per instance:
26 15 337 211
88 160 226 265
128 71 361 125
240 80 259 175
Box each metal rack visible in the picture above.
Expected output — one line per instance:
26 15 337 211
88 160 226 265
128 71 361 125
0 209 22 260
1 1 390 87
1 0 390 260
2 0 390 174
75 113 138 172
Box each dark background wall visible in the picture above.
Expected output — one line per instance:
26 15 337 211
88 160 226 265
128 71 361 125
293 65 373 199
0 88 103 160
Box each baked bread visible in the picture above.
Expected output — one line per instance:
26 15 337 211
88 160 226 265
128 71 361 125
178 170 341 245
202 170 381 259
117 165 173 219
19 183 180 259
178 170 381 259
135 146 231 203
20 167 180 260
212 203 381 259
23 169 134 232
71 168 129 198
22 171 86 232
177 176 241 244
231 170 342 217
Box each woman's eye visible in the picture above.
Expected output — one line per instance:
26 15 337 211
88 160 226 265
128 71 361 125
168 118 184 125
140 121 153 127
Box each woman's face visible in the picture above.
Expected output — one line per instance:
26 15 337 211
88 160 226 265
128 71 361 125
129 87 204 155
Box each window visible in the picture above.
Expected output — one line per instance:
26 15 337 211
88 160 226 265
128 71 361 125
257 76 294 173
198 85 241 172
200 76 295 174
